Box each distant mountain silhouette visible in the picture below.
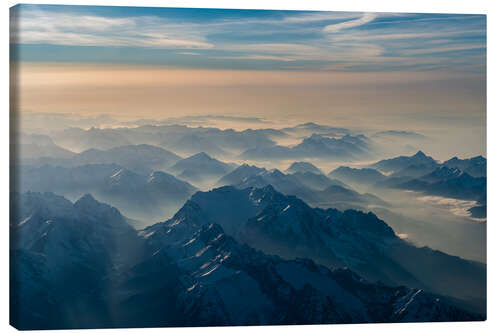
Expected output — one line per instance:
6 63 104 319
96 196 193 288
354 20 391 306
52 124 280 157
216 163 266 187
328 166 387 185
289 171 350 191
371 130 427 140
240 134 372 161
285 161 323 175
366 153 487 218
281 122 350 137
13 133 76 162
170 152 236 187
370 151 438 173
395 167 486 203
16 164 197 223
20 144 182 176
443 156 486 177
218 166 384 211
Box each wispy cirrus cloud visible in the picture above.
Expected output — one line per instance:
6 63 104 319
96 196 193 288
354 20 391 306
177 52 200 56
401 44 486 55
15 29 214 49
282 12 360 23
214 54 297 62
10 5 486 72
323 13 377 33
223 43 320 54
330 29 485 42
11 9 214 49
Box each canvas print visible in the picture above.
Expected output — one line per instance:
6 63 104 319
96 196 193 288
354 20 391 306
9 4 486 330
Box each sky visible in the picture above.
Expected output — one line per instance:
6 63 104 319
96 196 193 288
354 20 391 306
10 4 486 72
9 4 486 156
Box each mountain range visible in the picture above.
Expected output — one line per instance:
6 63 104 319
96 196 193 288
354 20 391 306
170 152 237 188
281 122 350 137
10 190 484 329
370 151 439 175
285 161 324 175
328 166 387 186
51 124 280 158
12 133 76 162
23 144 182 176
217 165 384 211
367 151 485 181
240 134 372 161
394 167 486 204
371 130 427 140
443 156 486 178
15 164 197 224
330 151 487 218
187 185 485 314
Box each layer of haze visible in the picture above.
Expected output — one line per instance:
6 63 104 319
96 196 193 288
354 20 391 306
14 62 485 159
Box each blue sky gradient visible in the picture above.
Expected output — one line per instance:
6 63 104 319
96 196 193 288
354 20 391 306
10 4 486 72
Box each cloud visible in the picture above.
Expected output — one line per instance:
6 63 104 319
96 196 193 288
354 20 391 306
177 52 200 56
14 30 214 49
11 9 214 49
224 43 320 54
10 6 486 73
402 44 486 55
12 12 135 31
330 30 484 42
282 12 359 23
323 13 377 33
417 195 484 221
219 42 384 63
214 55 297 62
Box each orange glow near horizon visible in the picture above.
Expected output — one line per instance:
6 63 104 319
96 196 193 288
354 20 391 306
13 62 485 132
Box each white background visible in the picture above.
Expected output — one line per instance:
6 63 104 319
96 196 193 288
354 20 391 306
1 0 497 332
